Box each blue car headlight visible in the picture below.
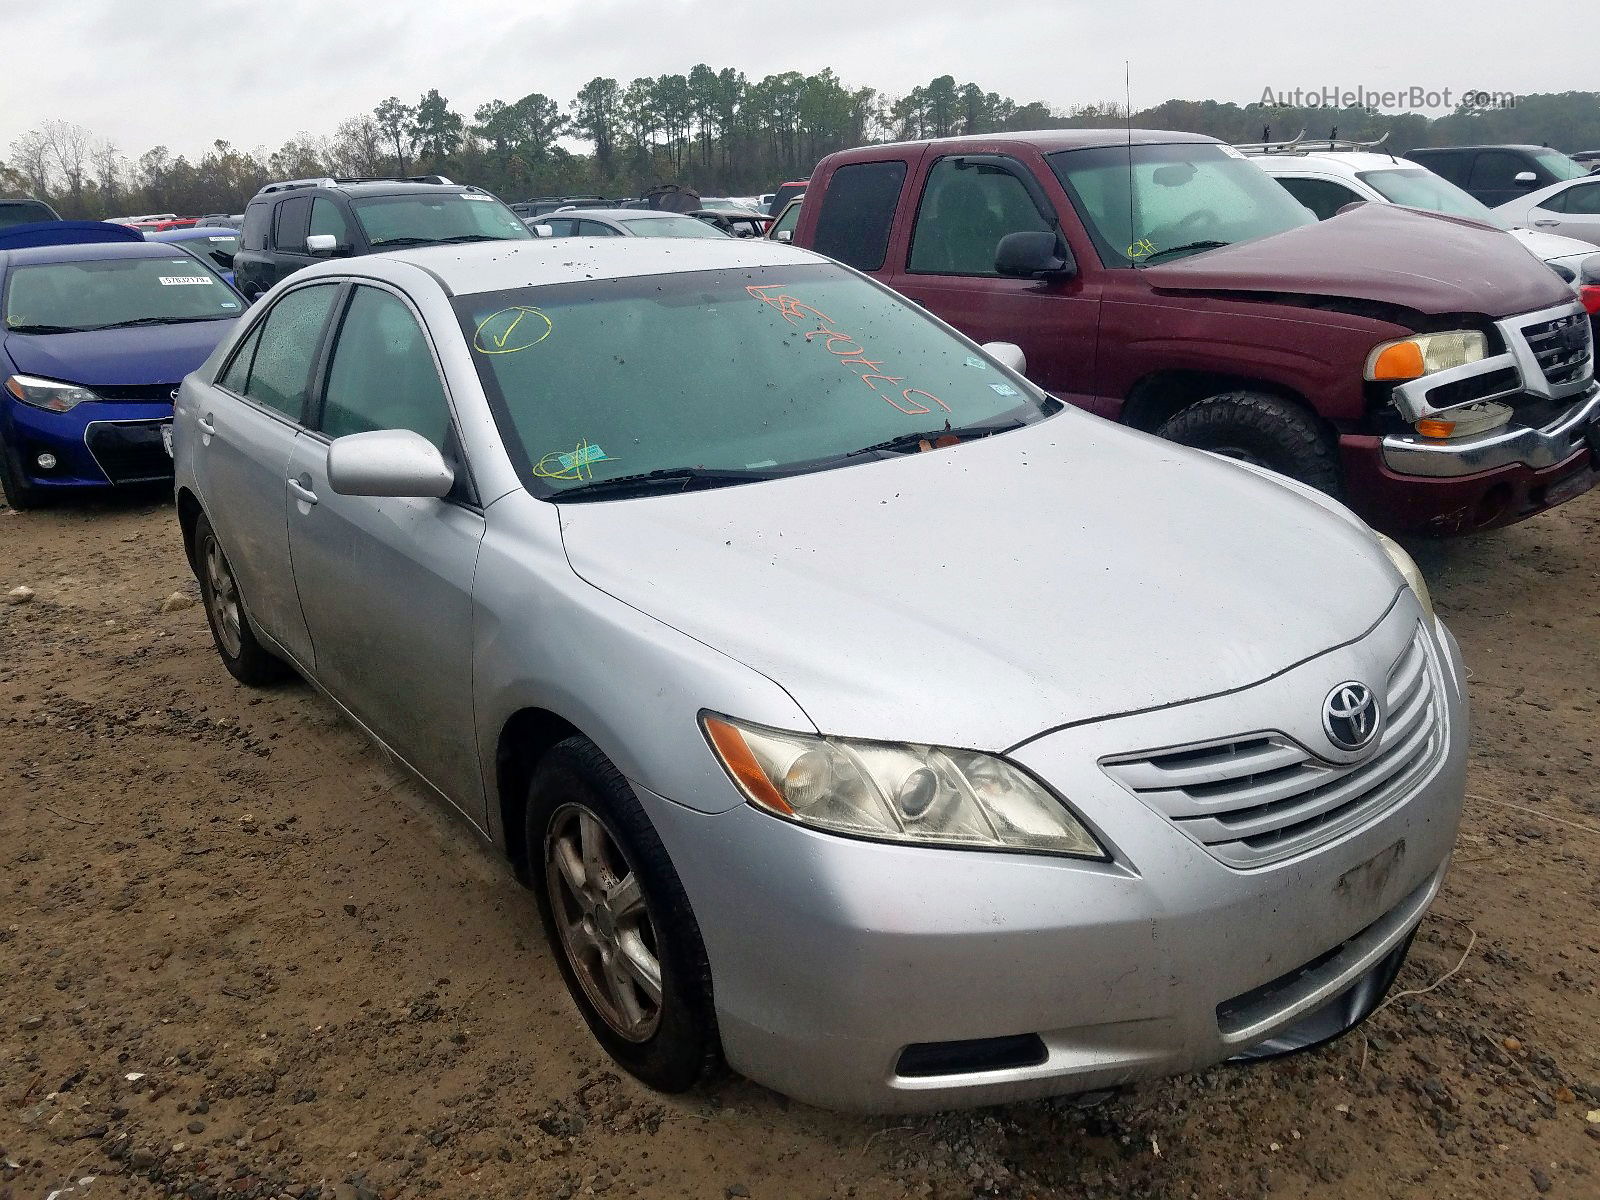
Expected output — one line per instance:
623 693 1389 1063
4 374 101 413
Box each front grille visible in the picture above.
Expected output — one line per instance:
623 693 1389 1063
1102 628 1443 869
94 384 178 403
1519 311 1592 388
85 421 172 485
1423 366 1520 411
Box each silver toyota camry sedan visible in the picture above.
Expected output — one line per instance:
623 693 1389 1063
172 237 1467 1112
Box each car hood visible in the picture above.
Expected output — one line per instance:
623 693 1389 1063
1140 202 1574 319
1510 226 1598 263
558 414 1401 751
1 319 237 388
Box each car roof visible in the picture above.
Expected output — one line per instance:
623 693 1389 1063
1252 152 1419 175
0 239 190 269
147 226 239 240
254 181 476 202
295 235 825 296
830 128 1218 159
1408 145 1549 155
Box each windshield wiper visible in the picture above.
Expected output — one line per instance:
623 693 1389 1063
4 323 80 334
844 417 1028 459
368 236 437 247
1138 240 1232 265
432 234 505 245
551 465 782 502
91 315 232 329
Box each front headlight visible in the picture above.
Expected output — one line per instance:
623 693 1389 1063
1364 331 1487 382
702 714 1104 858
1375 533 1435 621
4 374 100 413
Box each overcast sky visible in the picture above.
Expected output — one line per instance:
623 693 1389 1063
0 0 1587 162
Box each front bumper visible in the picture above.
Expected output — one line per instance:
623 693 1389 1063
2 398 174 490
1339 387 1599 535
639 600 1467 1112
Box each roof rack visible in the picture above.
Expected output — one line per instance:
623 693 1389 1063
258 174 455 195
1235 130 1392 156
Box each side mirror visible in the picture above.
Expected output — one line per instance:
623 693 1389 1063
996 231 1077 280
213 250 236 268
774 229 793 243
305 233 338 255
981 342 1027 376
533 223 555 238
1514 171 1539 188
326 429 454 499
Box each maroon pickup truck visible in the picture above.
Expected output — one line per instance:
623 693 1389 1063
793 130 1600 535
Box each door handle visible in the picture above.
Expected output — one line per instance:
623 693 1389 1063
288 476 318 506
1533 219 1559 228
197 413 217 436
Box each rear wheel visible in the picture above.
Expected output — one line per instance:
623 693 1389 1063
1155 391 1342 496
528 737 721 1093
0 437 44 511
193 512 290 686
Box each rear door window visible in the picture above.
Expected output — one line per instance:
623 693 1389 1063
811 160 908 271
1412 151 1467 186
234 283 338 421
272 196 312 253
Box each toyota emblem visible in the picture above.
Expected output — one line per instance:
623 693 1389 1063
1324 682 1380 753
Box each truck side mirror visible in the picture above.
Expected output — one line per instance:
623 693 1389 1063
305 234 338 256
996 231 1077 280
1513 171 1539 188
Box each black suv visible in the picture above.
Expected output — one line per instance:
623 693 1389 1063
233 176 531 298
1404 145 1592 207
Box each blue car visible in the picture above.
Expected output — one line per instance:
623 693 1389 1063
145 226 241 286
0 223 242 509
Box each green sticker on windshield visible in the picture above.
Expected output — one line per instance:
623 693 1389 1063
533 441 610 480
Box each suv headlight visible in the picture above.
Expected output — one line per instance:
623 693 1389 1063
4 374 100 413
1376 533 1435 621
701 714 1105 857
1364 331 1487 381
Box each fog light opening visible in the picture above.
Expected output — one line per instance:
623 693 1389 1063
35 452 57 471
896 1033 1048 1078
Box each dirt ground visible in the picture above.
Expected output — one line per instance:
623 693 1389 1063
2 485 1598 1200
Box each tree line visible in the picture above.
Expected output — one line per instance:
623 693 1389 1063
5 71 1598 219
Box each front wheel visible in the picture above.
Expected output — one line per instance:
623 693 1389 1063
528 737 721 1093
193 512 291 686
1155 391 1342 496
0 437 44 511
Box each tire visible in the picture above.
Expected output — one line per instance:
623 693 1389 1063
528 737 721 1093
1155 391 1342 497
0 437 44 511
192 512 291 686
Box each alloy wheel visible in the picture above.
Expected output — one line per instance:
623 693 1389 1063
202 534 244 658
544 802 664 1042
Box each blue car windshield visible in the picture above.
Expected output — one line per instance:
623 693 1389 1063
3 255 240 333
454 263 1057 498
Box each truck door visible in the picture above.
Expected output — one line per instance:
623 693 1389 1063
880 152 1102 412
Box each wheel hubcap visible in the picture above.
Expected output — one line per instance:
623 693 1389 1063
545 803 663 1042
202 535 243 657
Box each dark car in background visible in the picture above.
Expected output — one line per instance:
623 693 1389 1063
147 226 241 286
529 209 731 239
766 179 806 216
1405 145 1591 207
0 223 241 509
232 175 531 299
1 198 61 228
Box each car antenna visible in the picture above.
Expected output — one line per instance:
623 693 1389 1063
1126 60 1139 269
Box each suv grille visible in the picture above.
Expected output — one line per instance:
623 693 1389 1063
85 420 172 485
1520 311 1592 388
1102 628 1443 869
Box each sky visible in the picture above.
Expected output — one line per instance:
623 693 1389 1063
0 0 1590 162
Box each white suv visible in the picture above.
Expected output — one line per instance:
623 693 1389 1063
1248 148 1597 286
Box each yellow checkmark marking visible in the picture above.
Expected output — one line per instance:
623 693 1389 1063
474 306 553 355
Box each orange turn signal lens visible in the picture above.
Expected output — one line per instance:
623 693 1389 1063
1415 418 1456 439
1369 341 1426 381
702 716 794 815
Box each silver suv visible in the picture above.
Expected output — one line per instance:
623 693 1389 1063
173 237 1468 1112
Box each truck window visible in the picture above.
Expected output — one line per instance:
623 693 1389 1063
1275 177 1365 221
1468 152 1534 192
1410 151 1468 186
811 161 906 271
908 157 1052 276
240 202 270 252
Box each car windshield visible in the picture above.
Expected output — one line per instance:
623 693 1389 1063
455 263 1056 499
1048 143 1316 266
168 232 242 269
349 193 533 246
1533 150 1588 182
2 254 239 332
1356 168 1504 226
0 201 56 229
618 216 730 239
